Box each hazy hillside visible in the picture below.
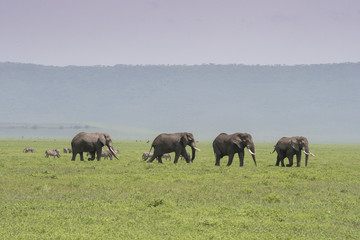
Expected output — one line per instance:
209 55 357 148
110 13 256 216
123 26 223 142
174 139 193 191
0 62 359 142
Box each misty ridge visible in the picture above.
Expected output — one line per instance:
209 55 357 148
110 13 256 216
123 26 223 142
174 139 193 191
0 62 359 143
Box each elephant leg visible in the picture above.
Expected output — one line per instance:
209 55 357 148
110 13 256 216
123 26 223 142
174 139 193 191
281 159 285 167
296 152 301 167
96 149 102 161
147 149 160 163
276 154 285 167
276 154 280 166
88 151 96 161
215 155 221 166
181 149 190 163
238 150 245 167
174 152 181 164
79 152 84 161
286 155 294 167
157 155 163 164
280 155 285 167
147 154 156 163
227 154 235 166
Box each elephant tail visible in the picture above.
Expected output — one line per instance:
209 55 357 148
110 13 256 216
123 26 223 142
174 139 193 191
270 147 276 154
147 145 153 155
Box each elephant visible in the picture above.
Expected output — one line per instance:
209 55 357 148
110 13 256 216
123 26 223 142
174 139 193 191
272 136 315 167
63 148 68 153
67 148 73 153
147 132 200 164
71 132 119 161
142 152 172 161
213 132 257 167
45 150 60 158
23 147 34 153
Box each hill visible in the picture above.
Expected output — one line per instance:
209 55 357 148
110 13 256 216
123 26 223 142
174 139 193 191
0 62 359 142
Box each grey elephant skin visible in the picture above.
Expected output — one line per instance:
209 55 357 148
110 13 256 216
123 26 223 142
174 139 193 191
71 132 119 161
272 136 315 167
147 132 200 164
213 132 257 167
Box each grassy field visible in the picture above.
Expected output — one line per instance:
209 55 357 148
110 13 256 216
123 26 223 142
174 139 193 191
0 139 359 239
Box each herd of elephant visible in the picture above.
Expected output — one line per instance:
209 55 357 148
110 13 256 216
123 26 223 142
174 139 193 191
64 132 315 167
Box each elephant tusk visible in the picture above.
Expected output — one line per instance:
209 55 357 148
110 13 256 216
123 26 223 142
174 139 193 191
194 147 201 152
302 150 310 155
110 147 119 160
303 150 315 157
248 149 255 155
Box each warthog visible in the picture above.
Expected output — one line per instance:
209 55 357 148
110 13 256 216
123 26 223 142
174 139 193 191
86 149 119 160
142 152 172 161
23 147 34 153
45 150 60 158
63 148 72 153
101 149 113 160
162 153 171 161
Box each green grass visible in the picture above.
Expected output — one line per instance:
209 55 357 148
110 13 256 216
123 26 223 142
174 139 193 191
0 139 359 239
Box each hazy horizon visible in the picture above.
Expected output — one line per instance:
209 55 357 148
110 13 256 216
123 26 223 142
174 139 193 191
1 62 359 143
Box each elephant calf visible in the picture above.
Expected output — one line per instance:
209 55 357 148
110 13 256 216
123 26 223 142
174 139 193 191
45 150 60 158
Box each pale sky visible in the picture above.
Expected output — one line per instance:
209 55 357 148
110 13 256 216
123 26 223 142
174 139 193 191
1 0 359 66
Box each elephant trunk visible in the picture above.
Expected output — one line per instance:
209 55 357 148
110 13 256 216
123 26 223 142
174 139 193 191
251 154 257 166
190 143 201 162
191 147 196 161
302 145 314 167
247 145 257 166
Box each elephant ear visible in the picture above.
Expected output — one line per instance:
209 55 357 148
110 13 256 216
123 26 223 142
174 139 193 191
180 135 187 147
186 133 193 142
290 139 300 151
98 134 106 147
232 136 244 150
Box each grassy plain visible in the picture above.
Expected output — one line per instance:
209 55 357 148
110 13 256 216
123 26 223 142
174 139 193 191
0 139 359 239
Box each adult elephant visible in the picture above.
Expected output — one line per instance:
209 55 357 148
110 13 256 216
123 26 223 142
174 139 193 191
213 132 257 167
71 132 119 161
272 136 315 167
147 132 200 164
